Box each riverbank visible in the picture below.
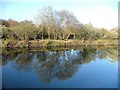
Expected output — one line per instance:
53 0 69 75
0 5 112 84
2 39 118 48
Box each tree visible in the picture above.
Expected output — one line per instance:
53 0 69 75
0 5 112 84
57 10 82 40
35 6 56 39
2 27 15 40
0 19 10 27
81 23 95 41
11 20 39 40
110 27 118 40
35 7 82 40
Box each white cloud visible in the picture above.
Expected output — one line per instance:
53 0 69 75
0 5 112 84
73 7 118 30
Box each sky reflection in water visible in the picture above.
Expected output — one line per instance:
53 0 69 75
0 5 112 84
2 46 118 88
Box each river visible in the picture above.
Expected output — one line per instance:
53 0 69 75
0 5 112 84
2 46 118 88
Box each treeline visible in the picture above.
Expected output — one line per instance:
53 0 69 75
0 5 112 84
0 6 118 41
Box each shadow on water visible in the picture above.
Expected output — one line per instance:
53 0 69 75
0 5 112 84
2 46 118 83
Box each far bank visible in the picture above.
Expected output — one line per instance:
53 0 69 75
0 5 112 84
2 39 118 48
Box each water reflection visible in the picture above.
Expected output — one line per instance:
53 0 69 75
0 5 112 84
2 46 118 83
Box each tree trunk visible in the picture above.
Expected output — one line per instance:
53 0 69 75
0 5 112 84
73 33 75 39
42 31 43 40
66 34 70 40
34 36 36 40
48 31 50 39
62 34 65 40
55 33 57 39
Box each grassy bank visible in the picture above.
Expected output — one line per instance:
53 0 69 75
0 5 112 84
2 39 118 48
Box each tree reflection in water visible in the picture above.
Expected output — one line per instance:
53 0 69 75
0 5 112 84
2 46 118 83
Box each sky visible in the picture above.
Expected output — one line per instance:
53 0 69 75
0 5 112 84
0 0 119 30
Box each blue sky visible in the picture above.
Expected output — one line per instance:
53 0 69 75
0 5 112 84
0 0 119 30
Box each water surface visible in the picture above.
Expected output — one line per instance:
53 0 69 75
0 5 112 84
2 46 118 88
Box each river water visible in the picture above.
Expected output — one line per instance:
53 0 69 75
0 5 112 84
2 46 119 88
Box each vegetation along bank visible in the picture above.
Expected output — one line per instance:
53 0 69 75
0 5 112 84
0 6 118 48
